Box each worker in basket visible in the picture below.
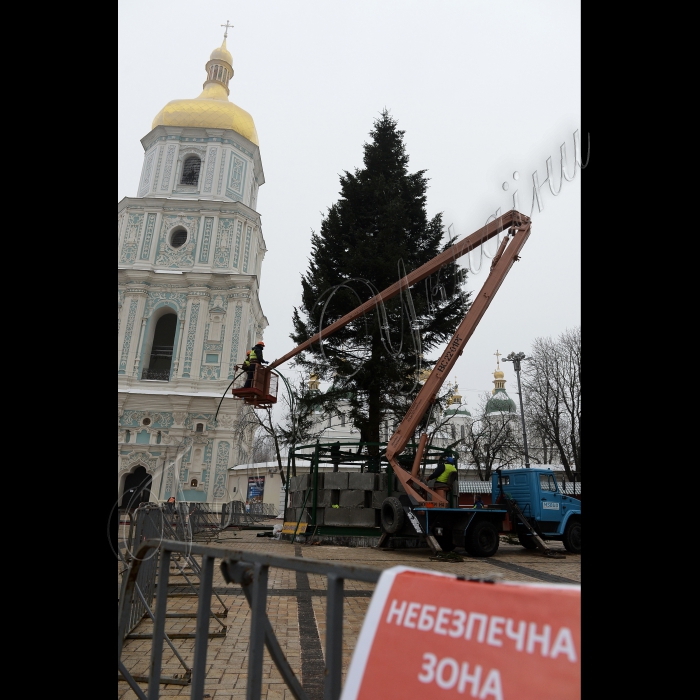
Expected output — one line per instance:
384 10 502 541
244 340 268 388
427 455 458 503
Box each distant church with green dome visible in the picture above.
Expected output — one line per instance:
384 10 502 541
485 351 518 416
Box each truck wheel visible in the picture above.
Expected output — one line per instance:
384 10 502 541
517 526 538 550
381 497 405 534
468 520 500 557
563 519 581 554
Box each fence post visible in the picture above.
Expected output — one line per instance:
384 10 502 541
190 554 216 698
285 451 292 519
246 563 269 700
325 572 345 700
312 440 320 526
147 549 172 698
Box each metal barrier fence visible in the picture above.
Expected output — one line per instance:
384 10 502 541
221 500 280 528
119 504 164 637
118 538 381 700
123 503 227 553
170 502 224 543
249 502 279 519
119 504 232 690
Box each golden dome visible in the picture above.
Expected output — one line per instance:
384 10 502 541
494 369 504 379
209 38 233 65
151 40 259 146
448 383 462 405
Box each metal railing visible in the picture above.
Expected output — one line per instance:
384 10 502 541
118 538 381 700
141 368 171 381
151 346 174 357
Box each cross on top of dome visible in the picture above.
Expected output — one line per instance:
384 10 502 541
221 20 233 39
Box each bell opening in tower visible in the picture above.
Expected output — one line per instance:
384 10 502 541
180 156 201 186
142 313 177 381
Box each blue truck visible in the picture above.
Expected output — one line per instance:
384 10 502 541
379 466 581 557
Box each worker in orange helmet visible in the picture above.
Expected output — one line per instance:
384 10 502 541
244 341 268 388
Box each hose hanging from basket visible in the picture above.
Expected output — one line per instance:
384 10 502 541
214 369 246 422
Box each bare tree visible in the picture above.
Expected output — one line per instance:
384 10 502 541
458 392 522 481
231 404 289 486
522 327 581 479
418 383 465 477
277 371 326 478
252 433 276 463
525 429 556 465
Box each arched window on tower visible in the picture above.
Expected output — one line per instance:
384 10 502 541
142 313 176 381
180 156 201 186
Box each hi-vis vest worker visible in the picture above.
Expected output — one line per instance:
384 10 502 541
437 458 457 484
429 456 457 484
249 341 266 365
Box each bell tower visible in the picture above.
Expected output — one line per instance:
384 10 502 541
118 26 268 506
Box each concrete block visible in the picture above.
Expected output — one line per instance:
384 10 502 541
376 474 388 491
284 508 307 522
393 476 407 493
306 508 324 525
339 490 365 508
323 508 378 528
349 473 377 490
324 472 349 490
372 491 388 510
313 489 333 508
290 474 310 492
291 491 305 507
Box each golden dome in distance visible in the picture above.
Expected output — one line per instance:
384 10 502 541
491 350 506 393
151 26 259 146
447 381 462 405
493 349 504 378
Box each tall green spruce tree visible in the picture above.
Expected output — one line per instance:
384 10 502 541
291 111 471 454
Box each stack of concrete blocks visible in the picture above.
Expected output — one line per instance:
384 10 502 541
285 472 408 528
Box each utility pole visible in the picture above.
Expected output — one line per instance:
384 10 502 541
503 351 530 468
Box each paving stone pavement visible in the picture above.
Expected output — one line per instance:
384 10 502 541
118 522 580 699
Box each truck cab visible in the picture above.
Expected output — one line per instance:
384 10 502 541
492 467 581 553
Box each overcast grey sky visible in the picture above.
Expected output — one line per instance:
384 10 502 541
118 0 582 414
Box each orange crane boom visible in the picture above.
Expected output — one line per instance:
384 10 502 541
267 210 524 371
386 213 531 505
268 209 532 506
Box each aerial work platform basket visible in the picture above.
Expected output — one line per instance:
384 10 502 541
230 364 279 408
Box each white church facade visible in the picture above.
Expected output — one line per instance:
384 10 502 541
118 32 267 508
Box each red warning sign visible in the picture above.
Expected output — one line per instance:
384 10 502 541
341 566 580 700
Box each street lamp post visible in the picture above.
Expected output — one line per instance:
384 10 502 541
503 351 530 468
